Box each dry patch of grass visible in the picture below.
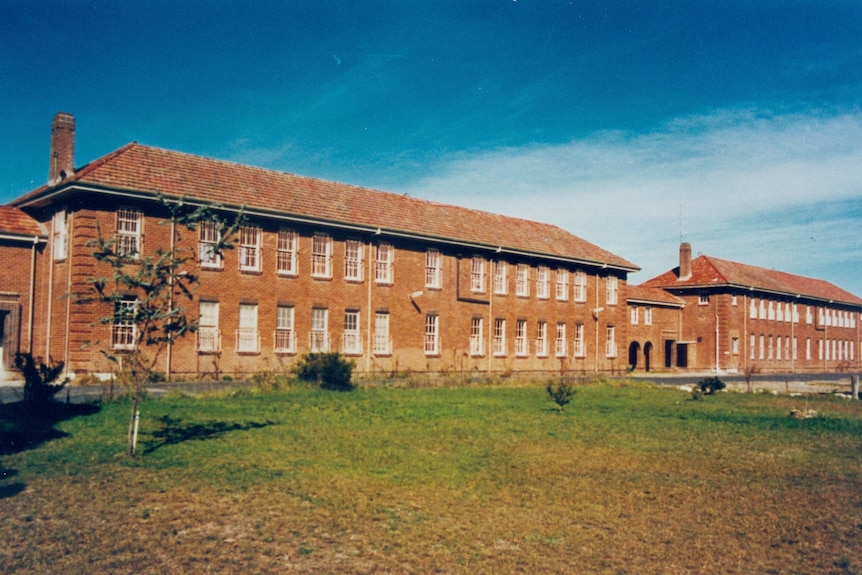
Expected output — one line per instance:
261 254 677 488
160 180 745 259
2 382 861 574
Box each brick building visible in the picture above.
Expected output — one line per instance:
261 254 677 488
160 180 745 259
4 113 639 379
639 243 862 374
625 285 684 372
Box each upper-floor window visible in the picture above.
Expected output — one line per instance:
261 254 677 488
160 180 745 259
425 249 442 288
470 317 484 356
199 221 223 269
116 208 142 258
749 298 757 319
239 225 261 272
471 257 485 293
776 302 784 322
275 305 296 353
277 229 298 276
52 210 67 260
630 306 639 325
375 243 393 284
573 271 587 302
644 306 653 326
536 266 550 299
516 264 530 297
494 261 508 295
237 303 259 353
312 234 333 278
344 240 364 281
556 269 569 301
767 301 775 320
698 294 710 306
759 299 766 320
606 276 618 306
731 295 738 306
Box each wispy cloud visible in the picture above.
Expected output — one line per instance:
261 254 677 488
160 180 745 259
400 109 862 294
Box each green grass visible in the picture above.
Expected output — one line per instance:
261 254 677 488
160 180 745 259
2 381 862 574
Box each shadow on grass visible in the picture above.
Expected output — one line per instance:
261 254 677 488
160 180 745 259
143 415 276 454
0 400 101 499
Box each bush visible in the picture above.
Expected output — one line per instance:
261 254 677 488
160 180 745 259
14 353 68 407
696 376 726 397
249 370 291 392
546 381 576 412
292 352 355 391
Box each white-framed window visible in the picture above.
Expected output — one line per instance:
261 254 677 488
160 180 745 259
516 264 530 297
555 322 567 357
52 210 67 260
374 312 391 355
806 306 813 324
471 257 485 293
699 294 710 306
112 298 137 351
274 305 295 353
343 311 361 354
759 300 766 320
785 336 791 361
494 261 508 295
749 298 757 319
116 208 142 258
731 295 738 306
785 303 792 323
631 306 639 325
573 271 587 302
556 269 569 301
515 319 528 356
310 308 329 352
237 303 259 353
199 221 223 269
776 336 782 360
776 303 784 322
375 242 393 284
644 306 653 326
759 334 765 360
536 266 550 299
536 321 548 357
470 317 484 356
768 301 775 321
425 249 442 288
750 334 757 360
277 229 298 276
606 325 617 358
793 304 800 324
198 301 220 353
239 225 261 272
344 240 364 281
493 318 506 356
312 234 332 278
768 335 774 360
424 314 439 355
573 323 585 357
606 276 618 306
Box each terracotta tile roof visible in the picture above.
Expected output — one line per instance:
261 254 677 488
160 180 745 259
14 143 638 271
627 284 684 307
0 205 44 238
642 254 862 307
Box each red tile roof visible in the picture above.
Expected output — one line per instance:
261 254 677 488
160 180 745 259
642 254 862 307
627 284 684 307
0 205 44 238
13 143 638 271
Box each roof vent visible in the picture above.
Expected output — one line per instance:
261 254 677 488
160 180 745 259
49 112 75 185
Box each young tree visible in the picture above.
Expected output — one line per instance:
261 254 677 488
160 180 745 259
80 196 243 455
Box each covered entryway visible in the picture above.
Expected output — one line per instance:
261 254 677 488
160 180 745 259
628 341 641 371
643 341 652 372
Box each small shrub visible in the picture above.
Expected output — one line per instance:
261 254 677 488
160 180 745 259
546 381 576 412
292 352 355 391
14 353 68 407
696 376 726 396
249 370 291 392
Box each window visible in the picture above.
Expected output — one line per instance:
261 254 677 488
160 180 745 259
759 334 765 360
768 301 775 321
536 266 550 299
375 243 393 284
198 301 220 353
759 300 766 320
515 319 528 356
471 257 485 293
768 335 774 360
343 311 361 354
698 294 710 306
806 338 811 361
573 323 585 357
425 249 442 288
238 225 261 272
345 240 364 281
274 306 295 353
606 325 617 358
785 337 791 361
237 303 259 353
750 335 756 360
493 261 507 295
312 234 332 278
731 337 739 355
776 336 782 360
731 295 738 306
776 303 784 322
606 276 618 306
630 306 639 325
555 323 567 357
424 314 439 355
52 210 67 260
199 221 223 269
556 269 569 301
493 318 506 356
470 317 484 356
749 298 757 319
536 321 548 357
116 208 142 258
806 306 813 324
374 312 391 355
516 264 530 297
644 307 653 326
785 303 792 323
573 271 587 302
310 308 329 352
112 299 137 351
277 229 298 275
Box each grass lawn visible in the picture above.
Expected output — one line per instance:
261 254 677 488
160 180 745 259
1 380 861 574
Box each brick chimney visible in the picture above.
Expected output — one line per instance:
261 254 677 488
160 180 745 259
679 242 692 281
49 112 75 185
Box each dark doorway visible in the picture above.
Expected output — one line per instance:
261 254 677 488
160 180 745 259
644 342 652 372
664 340 674 369
628 342 640 371
676 343 689 368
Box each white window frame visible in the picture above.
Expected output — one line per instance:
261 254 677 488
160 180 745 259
494 261 508 295
199 221 223 269
573 323 585 357
515 319 528 356
574 271 587 303
493 318 506 356
374 312 391 355
471 257 485 293
277 229 298 276
424 314 439 355
536 266 550 300
470 317 484 356
516 264 530 297
116 208 142 258
237 303 260 353
375 242 394 284
275 305 296 353
555 269 569 301
238 225 262 272
343 311 361 354
606 325 617 358
536 321 548 357
425 249 442 288
344 240 364 281
198 301 221 353
555 322 567 358
606 276 618 306
631 306 639 325
112 298 137 351
310 308 329 352
644 306 653 326
52 210 68 260
312 234 333 279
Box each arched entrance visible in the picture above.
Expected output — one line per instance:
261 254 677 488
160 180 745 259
628 341 641 371
643 341 652 372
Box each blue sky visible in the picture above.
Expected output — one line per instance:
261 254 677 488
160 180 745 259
3 1 862 295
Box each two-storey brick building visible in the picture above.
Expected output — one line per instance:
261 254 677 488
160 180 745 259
3 113 639 379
